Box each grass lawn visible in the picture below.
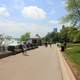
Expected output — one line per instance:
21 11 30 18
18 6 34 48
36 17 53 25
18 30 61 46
64 43 80 79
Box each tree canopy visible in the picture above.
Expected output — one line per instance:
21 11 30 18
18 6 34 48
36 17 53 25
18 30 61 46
63 0 80 26
43 26 80 43
20 32 31 42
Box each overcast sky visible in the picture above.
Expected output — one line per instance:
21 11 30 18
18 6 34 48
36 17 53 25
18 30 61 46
0 0 67 38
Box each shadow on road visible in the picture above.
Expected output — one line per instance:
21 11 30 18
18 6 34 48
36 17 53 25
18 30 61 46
0 52 19 59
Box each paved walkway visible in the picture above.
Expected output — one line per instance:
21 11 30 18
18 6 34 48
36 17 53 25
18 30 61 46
0 45 63 80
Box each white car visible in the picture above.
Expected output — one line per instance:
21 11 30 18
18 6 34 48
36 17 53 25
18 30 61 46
7 40 22 54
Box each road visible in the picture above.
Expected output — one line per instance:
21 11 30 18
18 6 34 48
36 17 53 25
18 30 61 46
0 45 63 80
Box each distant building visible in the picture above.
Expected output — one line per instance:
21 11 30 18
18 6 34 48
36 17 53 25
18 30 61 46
53 28 57 32
27 35 42 46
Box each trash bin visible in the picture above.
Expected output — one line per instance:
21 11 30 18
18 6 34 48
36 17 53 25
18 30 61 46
61 46 64 52
60 43 65 52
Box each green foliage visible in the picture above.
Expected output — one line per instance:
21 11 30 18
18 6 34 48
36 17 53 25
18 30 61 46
73 30 80 42
62 0 80 26
59 26 80 43
65 43 80 65
43 26 80 43
20 32 30 42
43 31 60 43
60 25 69 43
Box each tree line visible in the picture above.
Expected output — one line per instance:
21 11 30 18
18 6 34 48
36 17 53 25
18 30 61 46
43 25 80 44
43 0 80 44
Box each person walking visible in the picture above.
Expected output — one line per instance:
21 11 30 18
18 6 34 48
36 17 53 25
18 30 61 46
49 42 52 47
19 43 28 56
45 42 48 47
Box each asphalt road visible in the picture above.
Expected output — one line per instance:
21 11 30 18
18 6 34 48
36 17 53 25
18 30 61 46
0 46 63 80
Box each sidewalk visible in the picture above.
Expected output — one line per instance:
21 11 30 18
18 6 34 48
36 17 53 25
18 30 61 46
54 44 76 80
0 46 63 80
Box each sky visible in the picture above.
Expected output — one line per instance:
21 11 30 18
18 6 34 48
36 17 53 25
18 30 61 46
0 0 67 38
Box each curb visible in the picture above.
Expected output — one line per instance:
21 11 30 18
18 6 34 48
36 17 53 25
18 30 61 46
55 45 76 80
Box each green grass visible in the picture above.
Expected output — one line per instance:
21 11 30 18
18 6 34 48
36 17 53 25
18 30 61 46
65 43 80 65
64 43 80 79
67 43 80 48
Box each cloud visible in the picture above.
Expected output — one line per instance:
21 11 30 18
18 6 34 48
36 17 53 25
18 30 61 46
0 19 52 37
48 20 59 24
0 19 62 38
22 6 47 19
30 24 52 37
48 20 59 27
0 20 27 37
0 7 10 16
48 20 62 31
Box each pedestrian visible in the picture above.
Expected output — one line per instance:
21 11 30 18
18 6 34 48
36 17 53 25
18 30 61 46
45 42 48 47
49 42 52 47
22 42 28 56
19 44 24 53
61 43 64 52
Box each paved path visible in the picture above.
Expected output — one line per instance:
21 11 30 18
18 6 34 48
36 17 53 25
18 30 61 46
0 46 63 80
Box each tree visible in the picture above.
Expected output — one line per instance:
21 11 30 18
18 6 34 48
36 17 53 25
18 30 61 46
43 29 60 43
20 32 31 42
73 30 80 42
0 34 4 46
60 25 70 48
68 27 78 42
62 0 80 26
60 25 79 42
43 25 80 44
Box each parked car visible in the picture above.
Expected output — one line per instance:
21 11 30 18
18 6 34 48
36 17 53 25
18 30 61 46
7 40 22 54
